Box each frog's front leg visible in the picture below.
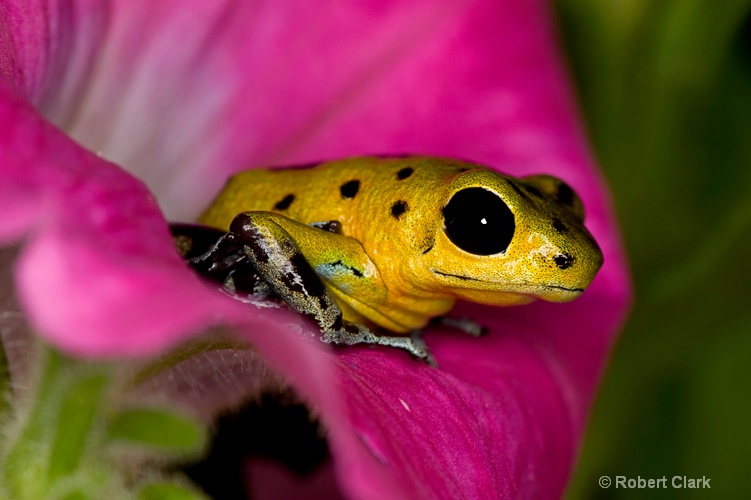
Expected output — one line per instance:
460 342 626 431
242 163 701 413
229 212 434 364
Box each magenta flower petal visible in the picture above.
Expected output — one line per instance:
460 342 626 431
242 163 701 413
0 1 631 499
0 84 211 352
246 460 345 500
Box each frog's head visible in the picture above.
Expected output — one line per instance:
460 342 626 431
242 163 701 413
421 168 603 305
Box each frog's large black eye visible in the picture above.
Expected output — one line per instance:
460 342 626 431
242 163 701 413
442 187 515 255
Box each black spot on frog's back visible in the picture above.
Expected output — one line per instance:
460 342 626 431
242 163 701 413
391 200 408 219
396 167 414 180
340 180 360 199
274 194 295 210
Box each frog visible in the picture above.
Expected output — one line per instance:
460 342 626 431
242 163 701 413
172 155 603 364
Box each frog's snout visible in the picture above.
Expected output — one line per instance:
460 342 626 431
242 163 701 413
549 243 604 294
531 224 603 298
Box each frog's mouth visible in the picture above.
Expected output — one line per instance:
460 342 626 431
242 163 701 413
430 269 585 297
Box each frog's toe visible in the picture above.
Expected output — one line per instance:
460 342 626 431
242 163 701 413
320 323 437 366
373 331 436 367
431 316 488 337
407 330 437 367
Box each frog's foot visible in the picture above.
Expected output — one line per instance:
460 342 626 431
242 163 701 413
430 316 488 337
322 323 436 367
408 329 437 367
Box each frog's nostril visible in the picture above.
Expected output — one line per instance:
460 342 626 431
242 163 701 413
553 253 574 270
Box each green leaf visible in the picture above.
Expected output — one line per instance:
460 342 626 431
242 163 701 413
1 346 213 499
2 348 64 498
58 489 88 500
107 408 206 454
558 1 751 498
48 373 108 481
1 349 114 499
138 481 209 500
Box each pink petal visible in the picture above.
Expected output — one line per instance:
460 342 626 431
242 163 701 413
246 460 345 500
0 82 206 351
0 1 631 499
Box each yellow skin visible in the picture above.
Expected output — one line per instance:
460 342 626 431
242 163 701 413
200 156 603 335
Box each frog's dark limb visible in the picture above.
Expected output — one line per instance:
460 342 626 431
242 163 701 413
170 223 245 279
230 212 435 364
308 220 343 234
171 223 229 260
169 223 272 298
429 316 488 337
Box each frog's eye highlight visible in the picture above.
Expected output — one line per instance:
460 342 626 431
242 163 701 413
442 187 515 255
